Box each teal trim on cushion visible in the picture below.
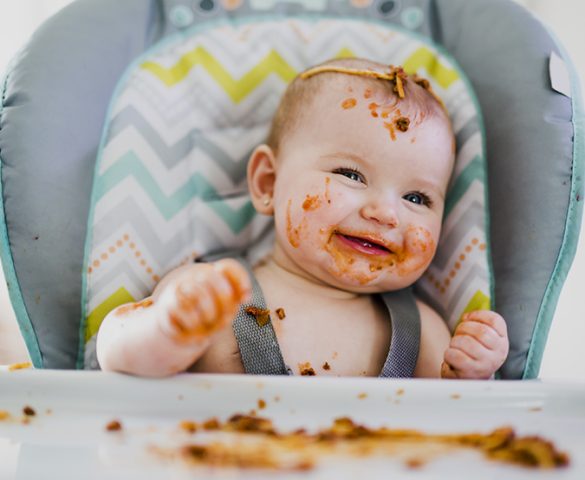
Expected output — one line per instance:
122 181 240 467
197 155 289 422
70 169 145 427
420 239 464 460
0 57 43 368
524 35 585 379
80 12 493 367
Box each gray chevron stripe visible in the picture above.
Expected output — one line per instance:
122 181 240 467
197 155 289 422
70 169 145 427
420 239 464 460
433 200 485 268
415 264 489 319
89 260 153 303
446 265 490 314
108 106 251 177
91 197 263 264
92 199 226 262
456 116 480 149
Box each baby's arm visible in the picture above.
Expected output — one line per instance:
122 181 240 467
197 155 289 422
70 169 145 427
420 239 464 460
441 310 509 379
96 259 251 377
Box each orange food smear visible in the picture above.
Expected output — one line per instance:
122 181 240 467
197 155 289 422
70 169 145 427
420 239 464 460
302 194 320 211
341 98 357 109
286 199 301 248
117 298 154 315
383 122 397 141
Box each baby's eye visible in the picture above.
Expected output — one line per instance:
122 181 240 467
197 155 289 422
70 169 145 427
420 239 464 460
403 192 432 207
333 168 365 184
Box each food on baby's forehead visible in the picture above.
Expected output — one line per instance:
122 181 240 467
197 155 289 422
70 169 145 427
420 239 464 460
245 306 271 326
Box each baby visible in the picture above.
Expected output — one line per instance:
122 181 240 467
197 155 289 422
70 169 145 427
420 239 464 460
96 58 509 379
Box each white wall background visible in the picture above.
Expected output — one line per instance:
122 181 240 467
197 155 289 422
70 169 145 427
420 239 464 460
0 0 583 379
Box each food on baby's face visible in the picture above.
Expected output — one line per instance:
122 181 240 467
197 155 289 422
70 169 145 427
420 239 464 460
275 308 286 320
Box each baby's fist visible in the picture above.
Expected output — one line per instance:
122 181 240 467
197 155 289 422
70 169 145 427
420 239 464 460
441 310 509 380
159 259 251 343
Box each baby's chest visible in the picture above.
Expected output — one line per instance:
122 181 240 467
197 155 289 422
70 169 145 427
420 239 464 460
264 294 392 377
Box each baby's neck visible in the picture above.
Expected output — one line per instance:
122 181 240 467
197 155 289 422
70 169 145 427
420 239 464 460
255 246 360 301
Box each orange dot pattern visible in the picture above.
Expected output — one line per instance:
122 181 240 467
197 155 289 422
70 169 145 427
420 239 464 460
87 234 162 283
424 238 487 295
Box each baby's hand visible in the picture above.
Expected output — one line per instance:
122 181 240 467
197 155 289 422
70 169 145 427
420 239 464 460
158 259 251 343
441 310 509 380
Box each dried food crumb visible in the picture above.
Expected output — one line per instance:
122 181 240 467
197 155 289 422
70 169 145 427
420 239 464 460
257 399 267 410
203 417 220 430
245 306 271 326
8 362 32 371
322 362 331 371
179 420 197 433
357 393 367 400
405 457 425 469
396 388 405 396
529 407 543 412
106 420 122 431
275 308 286 320
450 394 461 400
0 411 10 420
299 362 316 376
22 406 36 416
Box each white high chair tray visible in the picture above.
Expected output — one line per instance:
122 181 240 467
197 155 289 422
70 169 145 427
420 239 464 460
0 370 584 479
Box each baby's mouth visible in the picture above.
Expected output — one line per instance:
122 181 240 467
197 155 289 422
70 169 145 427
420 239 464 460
334 232 394 256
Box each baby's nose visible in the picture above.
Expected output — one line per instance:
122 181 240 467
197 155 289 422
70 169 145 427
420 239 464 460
360 203 399 227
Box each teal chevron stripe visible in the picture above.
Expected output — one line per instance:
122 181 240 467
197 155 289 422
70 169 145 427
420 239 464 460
96 151 254 234
444 155 484 218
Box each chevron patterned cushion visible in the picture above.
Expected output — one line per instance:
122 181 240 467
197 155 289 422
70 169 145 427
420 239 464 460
82 18 491 347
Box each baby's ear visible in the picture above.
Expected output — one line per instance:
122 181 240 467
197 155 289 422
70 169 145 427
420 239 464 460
247 144 276 215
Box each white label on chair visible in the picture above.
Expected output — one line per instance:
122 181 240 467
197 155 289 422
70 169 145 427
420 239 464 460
549 51 572 99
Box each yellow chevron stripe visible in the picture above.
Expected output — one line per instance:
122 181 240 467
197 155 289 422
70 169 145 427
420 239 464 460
403 47 459 89
85 287 136 342
142 48 297 103
334 47 355 59
455 289 491 328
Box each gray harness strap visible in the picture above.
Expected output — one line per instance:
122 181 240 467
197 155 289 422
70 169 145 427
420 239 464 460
378 288 420 378
231 258 288 375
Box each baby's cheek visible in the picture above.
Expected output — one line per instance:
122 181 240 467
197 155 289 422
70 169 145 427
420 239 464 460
397 226 436 276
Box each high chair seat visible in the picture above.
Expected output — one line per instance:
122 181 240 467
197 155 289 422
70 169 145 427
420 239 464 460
0 0 582 379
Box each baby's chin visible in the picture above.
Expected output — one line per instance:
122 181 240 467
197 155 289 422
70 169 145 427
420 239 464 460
316 264 421 294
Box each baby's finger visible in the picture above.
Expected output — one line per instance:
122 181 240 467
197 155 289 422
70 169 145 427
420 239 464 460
213 259 252 303
449 334 490 361
454 321 502 351
462 310 507 338
176 278 217 328
443 346 477 377
440 361 458 379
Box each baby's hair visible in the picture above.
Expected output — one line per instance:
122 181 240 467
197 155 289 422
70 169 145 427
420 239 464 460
266 57 450 154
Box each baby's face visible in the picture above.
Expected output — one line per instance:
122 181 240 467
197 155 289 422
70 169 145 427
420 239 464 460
271 81 455 293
